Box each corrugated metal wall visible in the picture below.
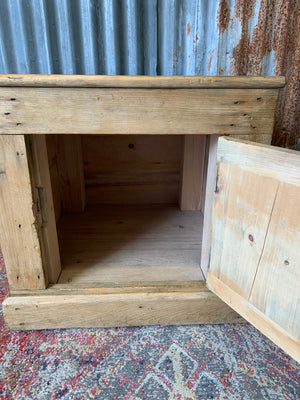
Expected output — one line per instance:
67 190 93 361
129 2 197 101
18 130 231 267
0 0 299 146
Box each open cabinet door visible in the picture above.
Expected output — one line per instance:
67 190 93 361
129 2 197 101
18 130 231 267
207 137 300 363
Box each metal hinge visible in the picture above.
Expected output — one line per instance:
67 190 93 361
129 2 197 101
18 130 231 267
214 165 219 193
33 186 47 228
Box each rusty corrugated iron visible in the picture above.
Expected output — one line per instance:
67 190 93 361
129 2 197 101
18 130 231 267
272 2 300 148
0 0 298 147
217 0 299 148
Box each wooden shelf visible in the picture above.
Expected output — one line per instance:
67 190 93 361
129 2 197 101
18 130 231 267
57 204 204 285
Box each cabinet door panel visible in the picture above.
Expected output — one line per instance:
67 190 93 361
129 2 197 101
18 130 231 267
207 137 300 362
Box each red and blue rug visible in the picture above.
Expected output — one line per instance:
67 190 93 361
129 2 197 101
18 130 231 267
0 255 299 399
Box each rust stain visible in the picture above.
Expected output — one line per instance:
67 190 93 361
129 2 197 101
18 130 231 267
273 0 293 74
217 0 231 33
248 0 276 75
232 0 257 75
187 22 191 36
193 34 199 43
273 2 300 148
230 0 299 147
234 0 256 20
207 50 215 72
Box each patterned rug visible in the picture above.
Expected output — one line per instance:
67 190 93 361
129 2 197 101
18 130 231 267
0 256 299 399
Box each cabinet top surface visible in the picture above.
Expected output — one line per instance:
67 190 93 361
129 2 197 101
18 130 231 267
0 74 285 89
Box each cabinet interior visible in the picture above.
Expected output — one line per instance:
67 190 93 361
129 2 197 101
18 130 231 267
46 134 206 286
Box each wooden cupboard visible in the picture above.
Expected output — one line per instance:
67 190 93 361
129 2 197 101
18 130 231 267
0 75 298 362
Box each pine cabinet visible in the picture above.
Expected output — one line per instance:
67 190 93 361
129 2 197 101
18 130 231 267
0 75 298 362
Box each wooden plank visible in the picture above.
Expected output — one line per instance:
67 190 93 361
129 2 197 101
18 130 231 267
230 134 272 145
180 135 206 210
56 135 85 212
57 204 204 284
207 274 300 363
0 88 279 135
207 137 300 362
10 281 215 296
0 135 46 290
2 284 244 330
0 74 286 88
217 137 300 185
249 182 300 340
83 135 182 205
200 135 218 278
87 184 180 205
209 164 279 297
28 135 61 284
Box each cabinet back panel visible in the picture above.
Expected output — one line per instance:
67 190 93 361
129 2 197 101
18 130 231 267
82 135 183 205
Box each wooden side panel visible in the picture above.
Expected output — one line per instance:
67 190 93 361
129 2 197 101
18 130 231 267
200 135 218 277
83 135 182 205
0 135 46 290
1 88 279 135
208 137 300 362
28 136 61 284
180 135 206 210
56 135 85 212
2 284 244 330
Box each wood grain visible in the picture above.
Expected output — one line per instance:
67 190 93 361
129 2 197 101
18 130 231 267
28 135 61 284
207 274 300 363
0 135 46 289
208 137 300 362
83 135 182 205
200 135 218 278
209 163 279 297
217 137 300 185
57 204 204 284
3 283 244 330
180 135 206 210
46 135 62 221
0 88 279 135
56 135 86 212
249 182 300 340
0 74 286 88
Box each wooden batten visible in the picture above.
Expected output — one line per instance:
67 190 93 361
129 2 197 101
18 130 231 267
207 274 300 363
56 135 86 213
180 135 206 211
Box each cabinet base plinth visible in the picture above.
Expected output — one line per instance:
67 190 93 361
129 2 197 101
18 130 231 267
3 285 244 330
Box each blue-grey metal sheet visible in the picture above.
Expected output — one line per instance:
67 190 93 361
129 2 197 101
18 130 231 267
0 0 298 146
0 0 280 75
